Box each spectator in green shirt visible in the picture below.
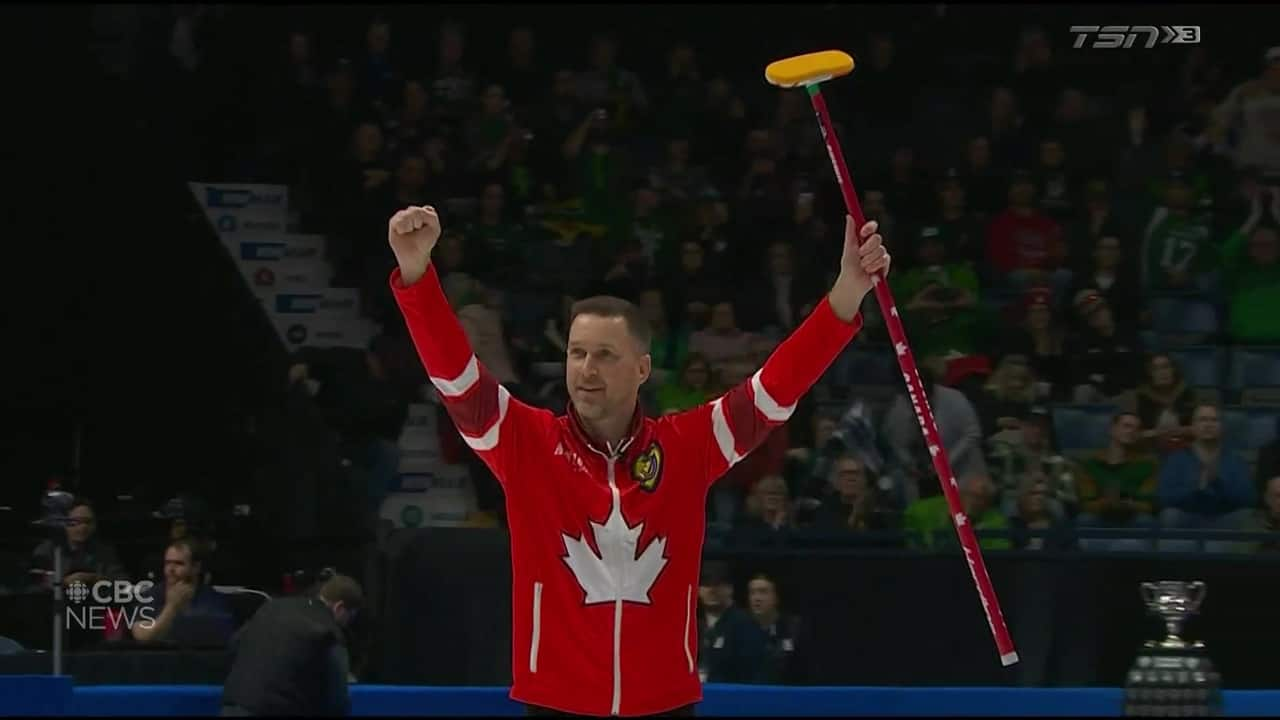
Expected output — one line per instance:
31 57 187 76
905 472 1010 550
1221 186 1280 344
638 287 689 376
1140 172 1216 292
656 352 712 415
1075 412 1159 551
889 225 985 358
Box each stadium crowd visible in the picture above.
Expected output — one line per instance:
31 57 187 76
240 14 1280 554
3 4 1277 691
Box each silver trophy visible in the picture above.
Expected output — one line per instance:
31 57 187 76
1141 580 1206 649
1125 581 1221 717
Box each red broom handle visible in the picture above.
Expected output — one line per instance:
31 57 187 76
806 85 1018 666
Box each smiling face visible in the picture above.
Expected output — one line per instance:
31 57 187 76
566 313 650 424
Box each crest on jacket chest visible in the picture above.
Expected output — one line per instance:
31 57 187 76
631 442 663 492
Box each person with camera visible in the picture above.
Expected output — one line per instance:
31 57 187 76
30 496 126 591
888 225 983 359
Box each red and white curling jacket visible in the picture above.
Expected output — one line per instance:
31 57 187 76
391 264 863 716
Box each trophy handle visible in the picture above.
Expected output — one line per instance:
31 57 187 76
1187 581 1206 612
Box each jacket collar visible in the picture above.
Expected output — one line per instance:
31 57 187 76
566 401 649 460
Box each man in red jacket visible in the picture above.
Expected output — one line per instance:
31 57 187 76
386 205 890 717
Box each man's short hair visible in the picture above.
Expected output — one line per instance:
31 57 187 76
1192 401 1220 418
569 296 652 349
318 574 364 611
167 537 210 570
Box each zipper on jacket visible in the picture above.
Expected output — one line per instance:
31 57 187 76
607 457 622 716
530 581 543 673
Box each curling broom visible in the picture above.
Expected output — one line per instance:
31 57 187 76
766 50 1019 667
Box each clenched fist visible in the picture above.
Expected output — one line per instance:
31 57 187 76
388 205 441 286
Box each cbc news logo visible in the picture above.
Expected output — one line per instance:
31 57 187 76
66 580 158 631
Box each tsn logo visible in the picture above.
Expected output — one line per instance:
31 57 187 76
1070 25 1201 49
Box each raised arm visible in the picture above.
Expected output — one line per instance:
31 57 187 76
668 217 891 488
387 206 551 485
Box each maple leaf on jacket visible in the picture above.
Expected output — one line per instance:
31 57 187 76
562 501 668 605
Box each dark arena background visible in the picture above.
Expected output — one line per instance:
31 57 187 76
3 3 1280 716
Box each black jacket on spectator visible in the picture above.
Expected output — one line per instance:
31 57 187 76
1068 271 1143 339
1135 383 1196 432
222 595 350 716
31 536 126 581
697 605 770 684
1066 326 1142 398
810 496 902 549
976 391 1034 440
1001 330 1072 402
759 612 811 685
735 267 824 334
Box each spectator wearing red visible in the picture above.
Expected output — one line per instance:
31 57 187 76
985 170 1070 302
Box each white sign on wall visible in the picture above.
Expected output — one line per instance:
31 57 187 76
379 465 476 528
270 312 380 351
237 235 331 301
189 182 290 243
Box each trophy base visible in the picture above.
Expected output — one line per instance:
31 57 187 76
1144 639 1206 650
1125 644 1222 717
